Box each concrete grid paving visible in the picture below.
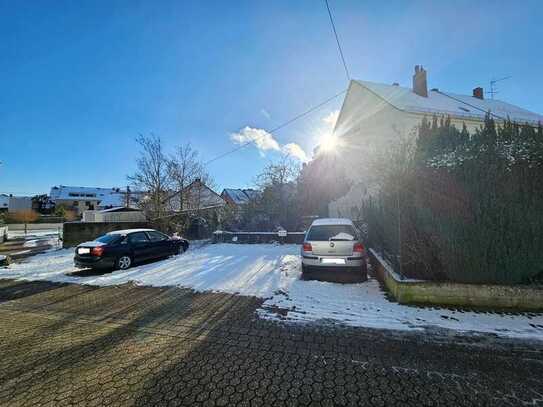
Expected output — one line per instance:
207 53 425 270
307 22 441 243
0 279 542 406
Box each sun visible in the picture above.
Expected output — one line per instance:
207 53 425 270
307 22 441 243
318 134 339 154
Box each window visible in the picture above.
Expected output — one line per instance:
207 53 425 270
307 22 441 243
73 201 79 206
147 231 168 242
128 232 149 244
95 235 122 244
306 225 357 241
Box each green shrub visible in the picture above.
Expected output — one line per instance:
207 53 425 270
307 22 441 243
367 116 543 284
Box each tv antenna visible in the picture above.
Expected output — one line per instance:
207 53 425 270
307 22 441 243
489 76 512 99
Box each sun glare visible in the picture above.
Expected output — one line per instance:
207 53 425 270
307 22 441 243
318 134 339 153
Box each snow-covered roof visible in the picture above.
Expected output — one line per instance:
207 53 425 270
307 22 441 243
222 188 259 205
50 185 120 201
243 189 259 200
107 228 155 235
311 218 354 226
355 80 543 125
99 206 141 213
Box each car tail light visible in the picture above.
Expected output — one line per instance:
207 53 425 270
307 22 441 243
302 242 312 252
91 246 104 257
353 243 365 253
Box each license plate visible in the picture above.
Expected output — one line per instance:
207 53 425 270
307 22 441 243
321 258 346 265
78 248 90 255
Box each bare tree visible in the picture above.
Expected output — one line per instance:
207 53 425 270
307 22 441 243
128 134 170 218
167 143 208 212
255 157 300 230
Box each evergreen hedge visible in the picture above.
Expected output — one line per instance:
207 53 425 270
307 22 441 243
365 116 543 284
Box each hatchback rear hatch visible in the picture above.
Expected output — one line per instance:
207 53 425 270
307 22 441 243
306 225 357 256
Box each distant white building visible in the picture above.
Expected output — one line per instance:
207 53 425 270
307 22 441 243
329 66 543 218
49 186 141 214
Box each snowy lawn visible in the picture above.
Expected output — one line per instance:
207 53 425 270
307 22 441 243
1 243 543 340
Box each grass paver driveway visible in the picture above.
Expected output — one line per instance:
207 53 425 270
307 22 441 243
1 279 542 406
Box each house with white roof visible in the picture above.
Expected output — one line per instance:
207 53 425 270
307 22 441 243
49 186 138 214
167 179 226 213
329 66 543 218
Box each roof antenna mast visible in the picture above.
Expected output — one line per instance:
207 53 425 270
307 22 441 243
489 76 512 99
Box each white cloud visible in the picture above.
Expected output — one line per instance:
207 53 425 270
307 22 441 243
230 127 280 153
282 143 309 162
230 126 309 162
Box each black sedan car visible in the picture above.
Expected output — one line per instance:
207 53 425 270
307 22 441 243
74 229 189 270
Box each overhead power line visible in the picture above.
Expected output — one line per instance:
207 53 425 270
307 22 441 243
203 89 347 166
436 90 542 129
324 0 350 82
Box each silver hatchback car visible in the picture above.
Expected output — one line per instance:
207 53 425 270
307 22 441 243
301 218 367 278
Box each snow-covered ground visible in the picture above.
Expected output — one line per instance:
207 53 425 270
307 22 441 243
7 229 60 239
1 243 542 340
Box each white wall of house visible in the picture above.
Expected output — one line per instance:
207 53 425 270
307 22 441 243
55 198 100 214
329 81 485 219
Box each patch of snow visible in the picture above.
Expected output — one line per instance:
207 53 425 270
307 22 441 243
0 244 542 340
7 229 59 239
23 239 39 248
312 218 354 226
108 228 154 235
78 241 106 247
330 232 354 241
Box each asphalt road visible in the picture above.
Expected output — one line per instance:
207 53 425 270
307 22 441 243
0 278 542 406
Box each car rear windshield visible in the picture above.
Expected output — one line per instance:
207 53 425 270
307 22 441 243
95 235 122 244
306 225 357 241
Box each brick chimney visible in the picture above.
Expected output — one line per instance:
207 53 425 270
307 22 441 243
412 65 428 97
473 87 484 99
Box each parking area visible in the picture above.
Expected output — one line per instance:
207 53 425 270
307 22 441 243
1 277 543 406
2 243 543 340
1 244 543 406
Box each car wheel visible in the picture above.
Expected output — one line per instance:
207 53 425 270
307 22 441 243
116 255 132 270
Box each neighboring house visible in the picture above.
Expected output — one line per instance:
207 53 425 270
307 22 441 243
329 65 543 218
49 186 142 214
221 188 259 208
0 194 9 212
82 207 146 223
8 196 32 213
168 179 226 213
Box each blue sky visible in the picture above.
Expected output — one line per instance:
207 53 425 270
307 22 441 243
1 0 542 195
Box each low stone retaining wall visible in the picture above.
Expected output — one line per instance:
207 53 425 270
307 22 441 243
63 222 151 248
369 248 543 310
213 231 305 245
